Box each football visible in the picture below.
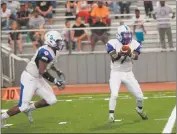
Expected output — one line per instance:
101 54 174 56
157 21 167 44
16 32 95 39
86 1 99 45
121 45 131 53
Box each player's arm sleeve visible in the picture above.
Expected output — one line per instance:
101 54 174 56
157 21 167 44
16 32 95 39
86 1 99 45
38 50 56 83
106 41 121 62
129 42 142 60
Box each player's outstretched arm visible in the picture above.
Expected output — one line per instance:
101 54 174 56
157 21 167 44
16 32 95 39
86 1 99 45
38 61 64 89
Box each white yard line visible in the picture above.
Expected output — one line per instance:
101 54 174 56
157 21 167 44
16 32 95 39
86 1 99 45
162 106 176 133
154 118 168 121
114 119 122 122
58 122 67 125
3 124 13 127
1 109 8 113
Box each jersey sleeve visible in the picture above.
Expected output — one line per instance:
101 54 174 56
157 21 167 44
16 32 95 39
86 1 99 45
132 40 142 54
106 39 116 53
37 48 54 63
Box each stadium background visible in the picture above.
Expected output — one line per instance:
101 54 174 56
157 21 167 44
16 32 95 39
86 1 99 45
1 0 176 86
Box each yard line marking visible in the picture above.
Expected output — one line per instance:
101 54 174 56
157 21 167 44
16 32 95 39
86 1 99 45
1 109 8 113
114 119 122 122
143 97 148 99
65 100 72 102
58 122 67 125
162 105 176 133
150 96 176 99
154 118 168 121
79 97 92 99
3 124 14 127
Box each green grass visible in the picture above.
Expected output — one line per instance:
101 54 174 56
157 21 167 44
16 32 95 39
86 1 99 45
1 91 176 133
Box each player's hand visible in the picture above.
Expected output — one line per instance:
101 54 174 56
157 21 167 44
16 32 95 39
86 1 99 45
54 79 66 90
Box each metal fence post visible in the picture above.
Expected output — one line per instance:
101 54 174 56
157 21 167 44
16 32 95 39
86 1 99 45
68 28 72 55
14 32 17 54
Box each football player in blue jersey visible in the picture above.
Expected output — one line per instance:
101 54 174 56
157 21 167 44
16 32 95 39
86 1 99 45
1 31 65 127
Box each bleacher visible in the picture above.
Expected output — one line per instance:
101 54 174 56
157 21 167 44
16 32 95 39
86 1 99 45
1 0 176 55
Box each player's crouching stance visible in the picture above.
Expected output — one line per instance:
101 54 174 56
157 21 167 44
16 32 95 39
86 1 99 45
106 25 148 123
1 31 65 127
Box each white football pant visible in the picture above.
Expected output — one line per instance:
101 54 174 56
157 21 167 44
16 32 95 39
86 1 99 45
18 71 57 112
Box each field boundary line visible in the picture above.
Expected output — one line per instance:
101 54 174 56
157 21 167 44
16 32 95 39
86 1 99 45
162 105 176 133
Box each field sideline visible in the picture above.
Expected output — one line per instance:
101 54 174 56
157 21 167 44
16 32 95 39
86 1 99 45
1 82 176 133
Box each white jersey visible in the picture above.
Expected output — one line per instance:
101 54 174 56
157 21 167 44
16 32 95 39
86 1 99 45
25 45 56 78
106 39 141 72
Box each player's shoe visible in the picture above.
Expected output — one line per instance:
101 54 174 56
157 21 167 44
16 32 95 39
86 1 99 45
135 107 148 120
107 117 115 124
24 110 34 123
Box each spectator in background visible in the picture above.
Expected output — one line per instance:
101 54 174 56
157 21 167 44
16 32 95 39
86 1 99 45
6 1 20 20
1 2 12 30
8 21 23 53
90 17 108 51
144 0 153 18
28 10 45 51
29 1 36 9
72 16 90 51
133 9 146 45
76 0 90 23
36 1 53 24
62 21 76 51
118 1 131 18
153 0 175 51
91 1 111 26
51 1 57 14
105 0 119 19
16 3 30 29
66 1 77 13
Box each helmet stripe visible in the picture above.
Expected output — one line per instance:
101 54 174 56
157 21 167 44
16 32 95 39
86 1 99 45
124 25 128 30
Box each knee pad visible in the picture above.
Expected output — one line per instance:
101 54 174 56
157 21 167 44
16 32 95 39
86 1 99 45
46 97 57 105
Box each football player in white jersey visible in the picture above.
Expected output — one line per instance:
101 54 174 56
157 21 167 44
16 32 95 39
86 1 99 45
106 25 148 123
1 31 65 126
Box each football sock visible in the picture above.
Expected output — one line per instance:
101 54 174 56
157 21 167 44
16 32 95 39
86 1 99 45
109 110 114 118
136 99 143 109
1 112 9 120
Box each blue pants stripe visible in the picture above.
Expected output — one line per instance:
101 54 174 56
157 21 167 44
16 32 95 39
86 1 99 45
18 83 24 107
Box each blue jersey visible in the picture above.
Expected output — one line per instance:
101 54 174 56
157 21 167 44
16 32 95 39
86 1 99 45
25 45 56 77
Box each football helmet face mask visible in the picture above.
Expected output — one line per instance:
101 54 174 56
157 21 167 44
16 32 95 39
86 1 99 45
45 31 65 50
116 25 132 45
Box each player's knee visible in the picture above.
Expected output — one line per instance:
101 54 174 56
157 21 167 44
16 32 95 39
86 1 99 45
46 97 57 105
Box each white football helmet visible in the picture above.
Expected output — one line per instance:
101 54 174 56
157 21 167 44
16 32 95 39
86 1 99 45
116 25 132 45
45 31 65 50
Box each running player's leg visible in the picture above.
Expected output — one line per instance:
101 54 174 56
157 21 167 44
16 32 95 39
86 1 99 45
27 78 57 111
108 70 122 122
1 71 36 120
123 71 148 120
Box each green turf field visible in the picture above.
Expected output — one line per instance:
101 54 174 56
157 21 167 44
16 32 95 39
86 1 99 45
1 91 176 133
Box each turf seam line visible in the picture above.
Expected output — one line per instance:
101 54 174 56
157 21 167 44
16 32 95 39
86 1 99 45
162 105 176 133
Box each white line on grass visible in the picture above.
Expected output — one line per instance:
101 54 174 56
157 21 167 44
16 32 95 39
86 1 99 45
154 118 168 121
1 109 7 113
3 124 13 127
27 95 175 103
162 105 176 133
114 119 122 122
58 122 67 125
